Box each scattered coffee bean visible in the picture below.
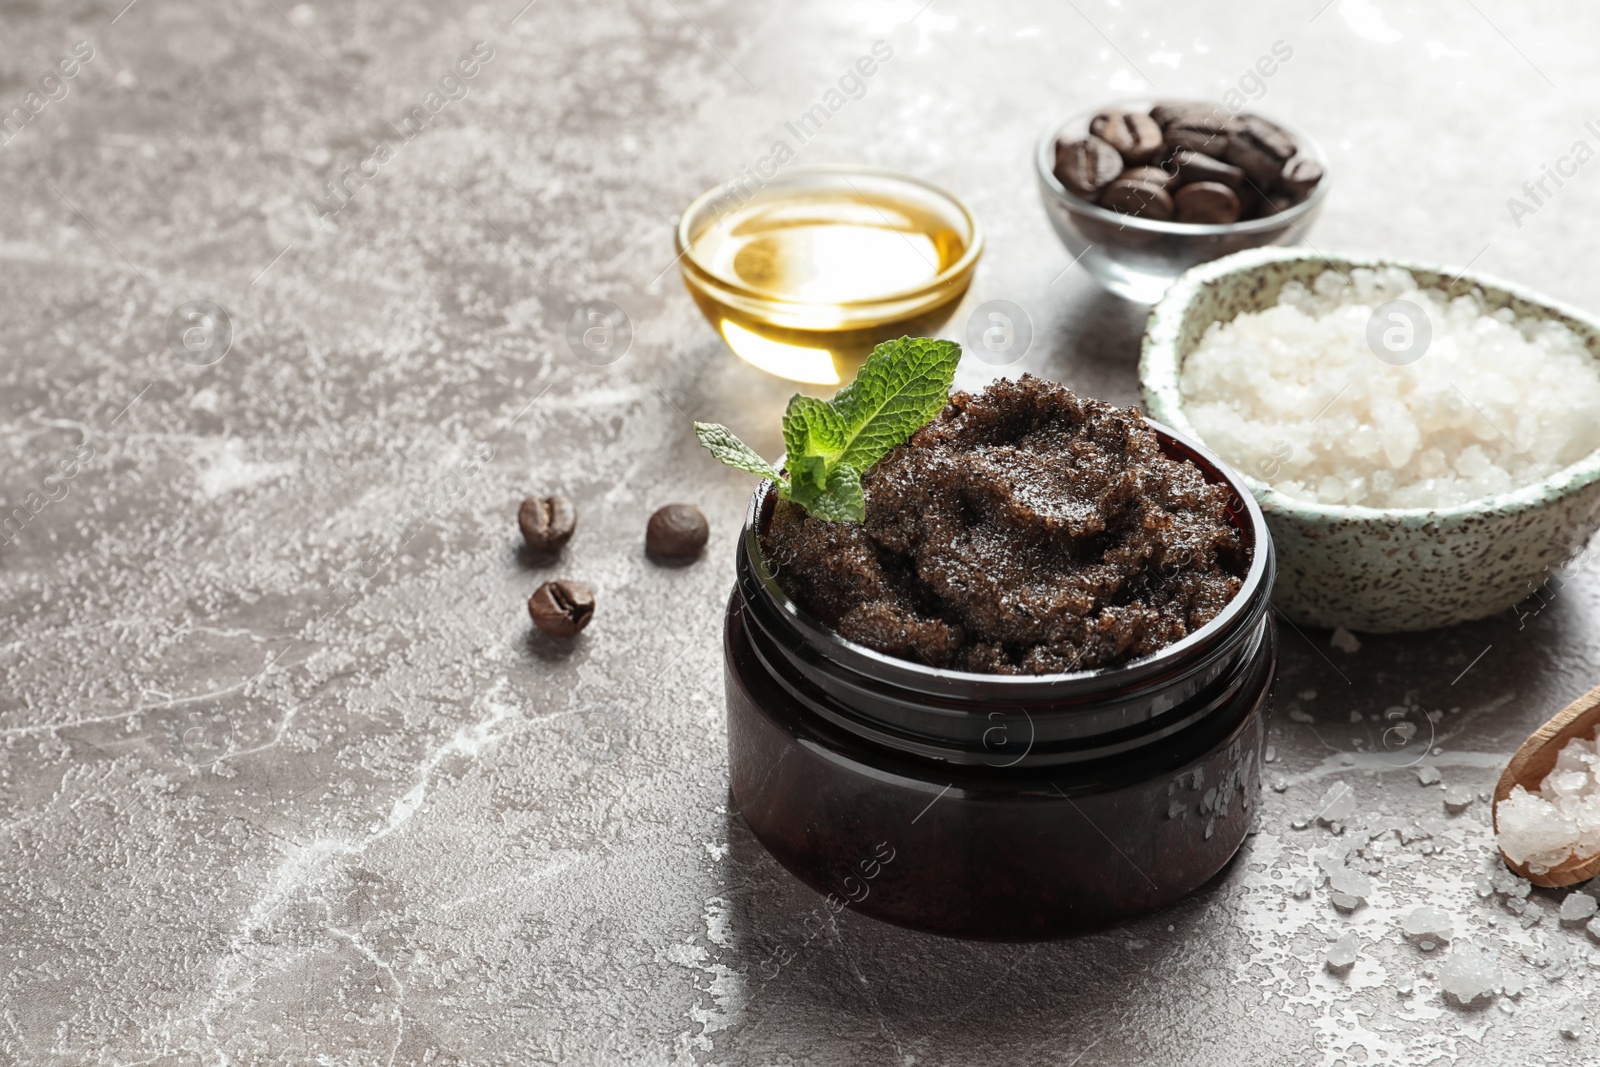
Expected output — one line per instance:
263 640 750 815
1223 114 1298 186
1119 165 1179 191
1099 177 1174 221
1173 181 1242 225
1089 109 1164 165
518 494 576 554
1058 101 1321 223
646 503 709 560
1054 135 1123 200
528 579 595 638
1171 148 1246 192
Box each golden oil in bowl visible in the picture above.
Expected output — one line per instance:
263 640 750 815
676 167 982 385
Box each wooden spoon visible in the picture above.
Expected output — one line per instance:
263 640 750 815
1493 681 1600 888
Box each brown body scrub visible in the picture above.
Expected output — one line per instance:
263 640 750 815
762 376 1244 674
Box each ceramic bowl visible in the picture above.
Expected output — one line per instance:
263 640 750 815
1140 247 1600 632
1036 103 1329 304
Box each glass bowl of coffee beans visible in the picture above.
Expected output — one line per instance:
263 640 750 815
1036 100 1328 303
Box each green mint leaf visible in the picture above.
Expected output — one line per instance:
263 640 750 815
828 336 961 474
789 463 864 523
693 422 787 489
694 336 961 524
781 395 844 496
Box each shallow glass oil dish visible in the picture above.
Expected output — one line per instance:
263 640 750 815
676 167 982 385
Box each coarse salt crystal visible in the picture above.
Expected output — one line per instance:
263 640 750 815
1401 905 1454 943
1560 892 1598 924
1437 948 1499 1007
1330 627 1361 654
1325 932 1359 972
1495 728 1600 874
1180 268 1600 509
1318 782 1358 825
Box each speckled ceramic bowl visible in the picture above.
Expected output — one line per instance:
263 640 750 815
1140 247 1600 632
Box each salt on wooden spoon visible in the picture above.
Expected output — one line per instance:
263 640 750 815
1492 681 1600 888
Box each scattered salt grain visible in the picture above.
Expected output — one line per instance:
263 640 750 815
1560 892 1598 924
1417 765 1441 786
1179 267 1600 508
1401 906 1454 944
1292 877 1312 900
1348 710 1363 724
1327 866 1371 913
1495 728 1600 874
1324 932 1359 973
1289 708 1315 724
1560 1013 1585 1040
1589 916 1600 943
1330 627 1362 654
1444 785 1474 814
1317 782 1358 825
1264 745 1277 763
1437 948 1499 1008
1299 689 1318 702
1395 975 1413 996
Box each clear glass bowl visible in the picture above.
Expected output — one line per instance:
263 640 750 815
676 167 982 385
1035 102 1330 304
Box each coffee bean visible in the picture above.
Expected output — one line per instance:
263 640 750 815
1119 165 1178 191
519 494 576 554
1089 109 1164 165
646 503 709 560
1150 101 1226 130
1279 154 1324 199
1098 178 1174 221
1054 136 1124 200
1171 148 1246 192
1224 115 1298 186
1256 193 1297 217
1155 103 1233 158
529 579 594 638
1173 181 1242 225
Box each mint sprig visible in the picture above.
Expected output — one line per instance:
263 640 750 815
694 336 962 522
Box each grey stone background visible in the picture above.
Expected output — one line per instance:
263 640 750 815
2 0 1599 1064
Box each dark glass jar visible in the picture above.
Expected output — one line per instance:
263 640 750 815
724 423 1277 940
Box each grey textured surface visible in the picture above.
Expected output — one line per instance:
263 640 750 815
3 1 1600 1064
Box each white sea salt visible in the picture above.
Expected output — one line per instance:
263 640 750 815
1438 948 1499 1007
1180 267 1600 508
1560 892 1598 923
1329 627 1361 653
1317 782 1358 825
1495 728 1600 874
1401 905 1454 944
1325 931 1359 972
1444 785 1475 814
1417 765 1441 786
